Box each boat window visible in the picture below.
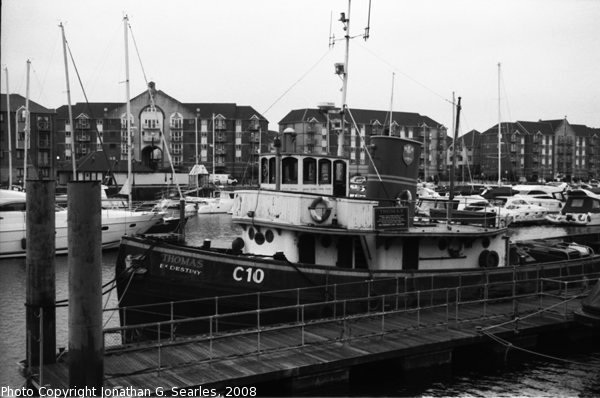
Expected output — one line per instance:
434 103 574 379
268 158 276 183
261 158 269 184
303 158 317 184
318 159 331 184
0 202 27 211
594 200 600 209
571 199 585 208
282 157 298 184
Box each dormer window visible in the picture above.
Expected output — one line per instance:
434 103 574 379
170 112 183 129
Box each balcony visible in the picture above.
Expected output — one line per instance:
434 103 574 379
215 134 226 142
142 130 161 143
215 121 226 131
248 122 260 131
77 134 91 142
39 139 51 149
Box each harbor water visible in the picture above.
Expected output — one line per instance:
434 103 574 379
1 215 600 396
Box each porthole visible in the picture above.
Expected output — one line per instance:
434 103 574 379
255 232 265 245
265 229 274 243
101 226 109 231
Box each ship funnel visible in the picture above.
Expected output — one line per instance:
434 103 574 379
365 136 421 210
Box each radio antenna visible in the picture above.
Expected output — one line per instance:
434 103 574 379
364 0 372 40
328 11 335 48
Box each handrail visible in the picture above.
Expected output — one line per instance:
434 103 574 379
103 275 598 350
106 265 600 315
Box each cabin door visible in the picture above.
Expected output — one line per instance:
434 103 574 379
402 237 419 270
298 234 316 264
333 160 347 197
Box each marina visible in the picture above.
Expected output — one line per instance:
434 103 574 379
1 217 600 395
2 0 600 396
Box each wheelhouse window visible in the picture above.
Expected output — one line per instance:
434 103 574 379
282 157 298 184
268 158 276 183
318 159 331 184
303 158 317 184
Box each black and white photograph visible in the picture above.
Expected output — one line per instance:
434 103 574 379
1 0 599 396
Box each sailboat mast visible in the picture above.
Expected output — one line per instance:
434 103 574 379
5 68 12 188
337 0 351 157
497 62 501 185
388 72 395 135
59 23 76 181
124 15 132 210
24 60 30 186
212 113 216 176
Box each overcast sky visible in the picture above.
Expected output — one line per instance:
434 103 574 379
2 0 599 134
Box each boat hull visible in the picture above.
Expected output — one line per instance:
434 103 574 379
115 235 600 340
0 209 162 258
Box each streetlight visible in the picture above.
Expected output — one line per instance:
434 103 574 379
195 108 200 166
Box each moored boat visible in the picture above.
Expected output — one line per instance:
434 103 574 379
546 189 600 226
574 279 600 328
1 188 164 258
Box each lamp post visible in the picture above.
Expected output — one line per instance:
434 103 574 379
195 108 200 166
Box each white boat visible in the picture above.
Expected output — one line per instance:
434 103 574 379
546 188 600 226
185 191 235 214
466 195 552 226
0 189 164 258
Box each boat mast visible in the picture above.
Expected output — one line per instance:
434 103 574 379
124 15 132 210
449 97 461 203
4 68 12 187
337 0 351 157
497 62 501 185
388 72 394 135
24 60 30 186
212 113 216 177
60 23 77 181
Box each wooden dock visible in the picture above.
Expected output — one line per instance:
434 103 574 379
29 276 596 394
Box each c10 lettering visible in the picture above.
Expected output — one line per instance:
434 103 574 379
233 266 265 284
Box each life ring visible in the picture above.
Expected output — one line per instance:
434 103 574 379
478 249 499 268
396 190 413 205
309 197 332 223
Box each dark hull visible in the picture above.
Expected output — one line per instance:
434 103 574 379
116 235 600 341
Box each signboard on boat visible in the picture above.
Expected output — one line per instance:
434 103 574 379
374 206 409 230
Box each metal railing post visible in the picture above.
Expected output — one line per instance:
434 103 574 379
170 301 174 341
256 309 261 354
301 305 305 346
455 286 460 323
157 323 161 375
39 307 44 387
209 316 213 360
333 284 337 318
215 297 219 333
417 290 421 326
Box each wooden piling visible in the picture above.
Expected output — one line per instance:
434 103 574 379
67 181 103 390
25 180 56 367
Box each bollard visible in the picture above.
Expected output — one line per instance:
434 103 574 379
25 180 56 368
68 181 103 390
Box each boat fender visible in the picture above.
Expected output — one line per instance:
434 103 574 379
478 249 499 268
308 197 332 223
231 237 244 254
21 238 26 250
578 213 587 223
588 214 592 223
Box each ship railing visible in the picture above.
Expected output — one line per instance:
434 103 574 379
101 275 599 372
105 257 600 327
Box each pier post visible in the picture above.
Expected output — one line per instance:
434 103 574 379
25 180 56 367
68 181 103 390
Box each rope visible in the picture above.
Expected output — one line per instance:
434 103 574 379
261 48 332 116
481 329 600 368
127 20 183 201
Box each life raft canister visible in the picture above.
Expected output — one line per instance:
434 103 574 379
308 197 332 223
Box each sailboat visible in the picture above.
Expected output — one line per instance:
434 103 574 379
113 2 600 340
